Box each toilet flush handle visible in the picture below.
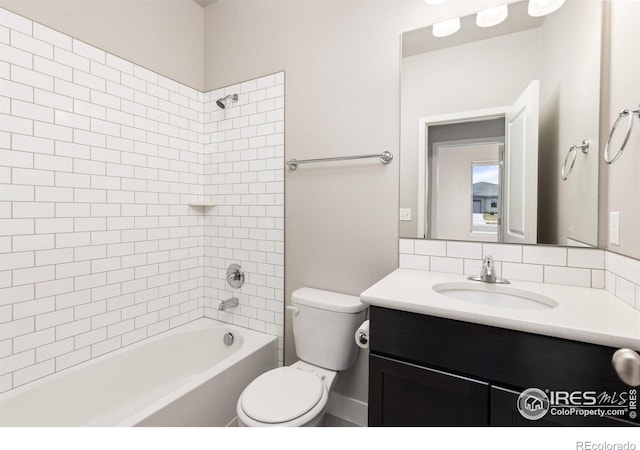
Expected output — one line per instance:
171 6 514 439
286 306 299 316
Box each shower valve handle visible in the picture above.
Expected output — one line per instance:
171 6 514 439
226 264 245 289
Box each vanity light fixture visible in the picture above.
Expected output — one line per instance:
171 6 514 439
476 4 509 28
424 0 449 5
528 0 566 17
432 17 461 37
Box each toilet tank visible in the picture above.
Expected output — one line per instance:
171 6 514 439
291 288 367 371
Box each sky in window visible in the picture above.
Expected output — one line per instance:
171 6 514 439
472 164 499 185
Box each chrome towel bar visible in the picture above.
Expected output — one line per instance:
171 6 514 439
287 151 393 170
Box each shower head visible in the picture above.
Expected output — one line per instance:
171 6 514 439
216 94 238 110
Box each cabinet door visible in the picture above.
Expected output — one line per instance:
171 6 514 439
490 386 633 427
369 355 489 426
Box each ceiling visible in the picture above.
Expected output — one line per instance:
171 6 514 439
193 0 216 7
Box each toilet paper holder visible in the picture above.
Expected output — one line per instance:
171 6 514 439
355 320 370 349
356 330 368 346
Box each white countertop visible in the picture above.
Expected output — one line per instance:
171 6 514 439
360 269 640 350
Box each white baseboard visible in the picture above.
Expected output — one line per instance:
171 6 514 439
326 392 368 427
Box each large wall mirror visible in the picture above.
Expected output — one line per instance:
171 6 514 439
400 0 601 247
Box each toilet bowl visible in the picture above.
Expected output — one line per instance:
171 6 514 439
235 287 367 427
236 361 337 427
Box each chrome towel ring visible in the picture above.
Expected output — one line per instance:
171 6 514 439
604 106 640 165
561 140 589 181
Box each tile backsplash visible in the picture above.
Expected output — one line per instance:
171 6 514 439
0 8 284 394
399 239 640 311
605 251 640 310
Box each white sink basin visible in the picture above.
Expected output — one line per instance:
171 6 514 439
432 282 559 310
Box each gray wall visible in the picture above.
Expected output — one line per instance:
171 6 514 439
203 0 523 403
0 0 205 90
600 1 640 259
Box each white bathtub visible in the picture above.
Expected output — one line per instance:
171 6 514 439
0 318 277 426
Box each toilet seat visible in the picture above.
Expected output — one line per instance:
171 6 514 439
237 366 329 426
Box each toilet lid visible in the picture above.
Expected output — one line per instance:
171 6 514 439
241 367 324 424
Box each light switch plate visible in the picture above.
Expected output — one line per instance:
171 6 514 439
399 208 412 221
610 211 620 246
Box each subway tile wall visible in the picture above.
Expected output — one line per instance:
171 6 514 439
399 239 640 311
0 9 285 393
605 251 640 311
201 75 285 364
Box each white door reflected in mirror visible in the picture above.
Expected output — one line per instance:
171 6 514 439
417 80 539 244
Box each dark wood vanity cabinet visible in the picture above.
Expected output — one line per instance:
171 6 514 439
369 354 489 426
368 306 638 427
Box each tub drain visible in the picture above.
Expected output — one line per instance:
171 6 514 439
223 333 234 346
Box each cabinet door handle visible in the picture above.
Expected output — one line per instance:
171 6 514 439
612 348 640 387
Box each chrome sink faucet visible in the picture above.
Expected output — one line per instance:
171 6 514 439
468 255 510 284
219 296 239 311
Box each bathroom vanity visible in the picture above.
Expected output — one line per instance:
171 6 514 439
385 0 640 427
361 269 640 427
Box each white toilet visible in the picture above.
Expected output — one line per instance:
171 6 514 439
236 287 367 427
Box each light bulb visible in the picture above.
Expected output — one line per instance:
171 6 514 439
432 17 461 38
528 0 566 17
476 5 509 28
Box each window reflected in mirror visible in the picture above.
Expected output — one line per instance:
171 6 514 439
471 162 500 236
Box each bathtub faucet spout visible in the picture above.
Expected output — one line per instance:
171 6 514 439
219 297 239 311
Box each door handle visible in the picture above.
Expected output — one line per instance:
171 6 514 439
612 348 640 387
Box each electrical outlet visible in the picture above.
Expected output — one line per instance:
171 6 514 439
610 212 620 246
399 208 412 221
